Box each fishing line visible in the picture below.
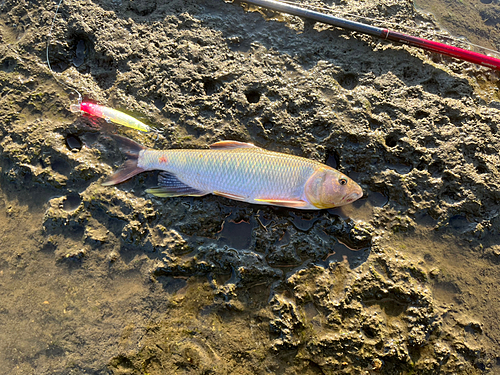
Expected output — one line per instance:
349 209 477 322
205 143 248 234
46 0 161 135
46 0 82 103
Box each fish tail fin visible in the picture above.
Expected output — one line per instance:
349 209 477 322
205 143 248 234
102 135 147 186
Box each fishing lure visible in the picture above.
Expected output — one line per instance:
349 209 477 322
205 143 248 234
70 102 158 134
48 1 159 135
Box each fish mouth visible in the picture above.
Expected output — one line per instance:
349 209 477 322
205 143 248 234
343 190 363 204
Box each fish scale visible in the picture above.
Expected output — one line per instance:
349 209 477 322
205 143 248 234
104 136 363 210
151 148 318 199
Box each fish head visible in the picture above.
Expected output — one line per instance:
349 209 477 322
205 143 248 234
305 167 363 209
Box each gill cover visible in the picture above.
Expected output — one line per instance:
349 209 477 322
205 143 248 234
304 167 362 209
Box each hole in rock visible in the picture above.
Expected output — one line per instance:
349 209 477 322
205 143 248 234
245 89 261 103
73 40 86 67
65 134 82 151
51 158 71 175
337 72 359 90
1 57 17 72
63 193 82 212
385 134 398 148
475 164 488 174
203 78 220 95
325 152 340 169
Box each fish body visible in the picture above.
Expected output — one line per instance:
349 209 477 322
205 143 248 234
103 136 363 210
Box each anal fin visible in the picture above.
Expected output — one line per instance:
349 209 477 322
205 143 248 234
254 198 308 208
213 191 247 201
145 172 207 197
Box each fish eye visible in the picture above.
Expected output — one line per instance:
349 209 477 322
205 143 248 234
339 177 348 186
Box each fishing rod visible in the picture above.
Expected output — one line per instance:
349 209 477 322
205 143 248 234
238 0 500 71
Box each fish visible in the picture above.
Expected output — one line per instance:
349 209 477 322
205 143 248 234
102 135 363 210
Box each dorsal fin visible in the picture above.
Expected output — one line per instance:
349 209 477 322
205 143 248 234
209 140 258 150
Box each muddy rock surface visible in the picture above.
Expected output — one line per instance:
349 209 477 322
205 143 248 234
1 0 500 374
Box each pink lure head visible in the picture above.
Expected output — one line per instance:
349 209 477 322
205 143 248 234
79 102 103 117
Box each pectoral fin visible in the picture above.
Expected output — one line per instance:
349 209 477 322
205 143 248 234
254 198 308 208
146 187 207 197
145 172 207 197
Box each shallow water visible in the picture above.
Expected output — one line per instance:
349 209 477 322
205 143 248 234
0 187 171 373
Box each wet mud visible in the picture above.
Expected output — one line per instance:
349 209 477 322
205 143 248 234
1 0 500 374
415 0 500 53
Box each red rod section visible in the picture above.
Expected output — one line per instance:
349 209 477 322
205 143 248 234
240 0 500 71
383 30 500 70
